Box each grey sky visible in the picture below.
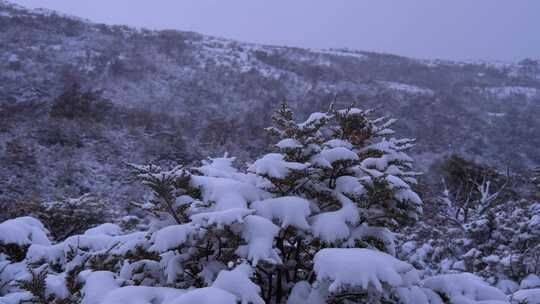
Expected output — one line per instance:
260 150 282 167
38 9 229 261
11 0 540 62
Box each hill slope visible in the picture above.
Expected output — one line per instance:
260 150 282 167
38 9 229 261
0 0 539 205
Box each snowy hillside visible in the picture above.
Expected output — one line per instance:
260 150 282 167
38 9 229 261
0 0 539 206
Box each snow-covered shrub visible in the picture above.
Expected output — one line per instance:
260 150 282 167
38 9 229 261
0 217 50 262
1 103 516 304
422 273 508 304
435 155 513 224
8 194 112 241
509 274 540 304
0 217 52 302
399 192 540 292
512 288 540 304
308 248 422 303
125 103 424 302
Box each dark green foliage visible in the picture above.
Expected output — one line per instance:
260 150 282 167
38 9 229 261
17 266 49 304
11 195 111 241
441 155 499 199
2 138 38 169
0 243 29 262
128 164 197 224
434 154 524 224
157 30 188 60
50 84 112 121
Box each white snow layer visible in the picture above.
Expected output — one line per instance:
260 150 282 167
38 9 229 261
313 248 419 293
312 147 359 168
251 196 311 230
248 153 307 179
79 266 264 304
422 273 508 304
237 215 281 266
519 274 540 289
0 217 50 246
276 138 303 149
149 224 194 252
191 175 261 210
311 202 359 243
83 223 123 236
212 264 264 304
512 289 540 304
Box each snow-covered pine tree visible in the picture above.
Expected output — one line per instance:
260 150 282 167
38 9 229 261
258 102 329 196
129 156 277 296
127 163 194 225
247 103 332 302
331 108 422 251
247 103 424 303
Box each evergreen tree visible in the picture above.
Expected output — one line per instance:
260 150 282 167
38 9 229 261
247 103 423 302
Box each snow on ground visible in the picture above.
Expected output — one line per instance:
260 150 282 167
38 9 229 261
310 48 368 60
378 81 435 96
481 86 539 99
191 36 283 78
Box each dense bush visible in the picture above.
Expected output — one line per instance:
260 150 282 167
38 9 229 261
4 194 112 241
398 156 540 299
50 84 112 121
2 104 532 304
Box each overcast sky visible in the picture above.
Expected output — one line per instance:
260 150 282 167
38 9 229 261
11 0 540 62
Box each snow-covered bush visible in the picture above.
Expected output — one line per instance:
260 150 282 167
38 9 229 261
512 288 540 304
422 273 508 304
0 103 518 304
50 83 113 121
398 193 540 293
508 274 540 304
6 194 112 241
309 248 421 303
0 217 50 262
